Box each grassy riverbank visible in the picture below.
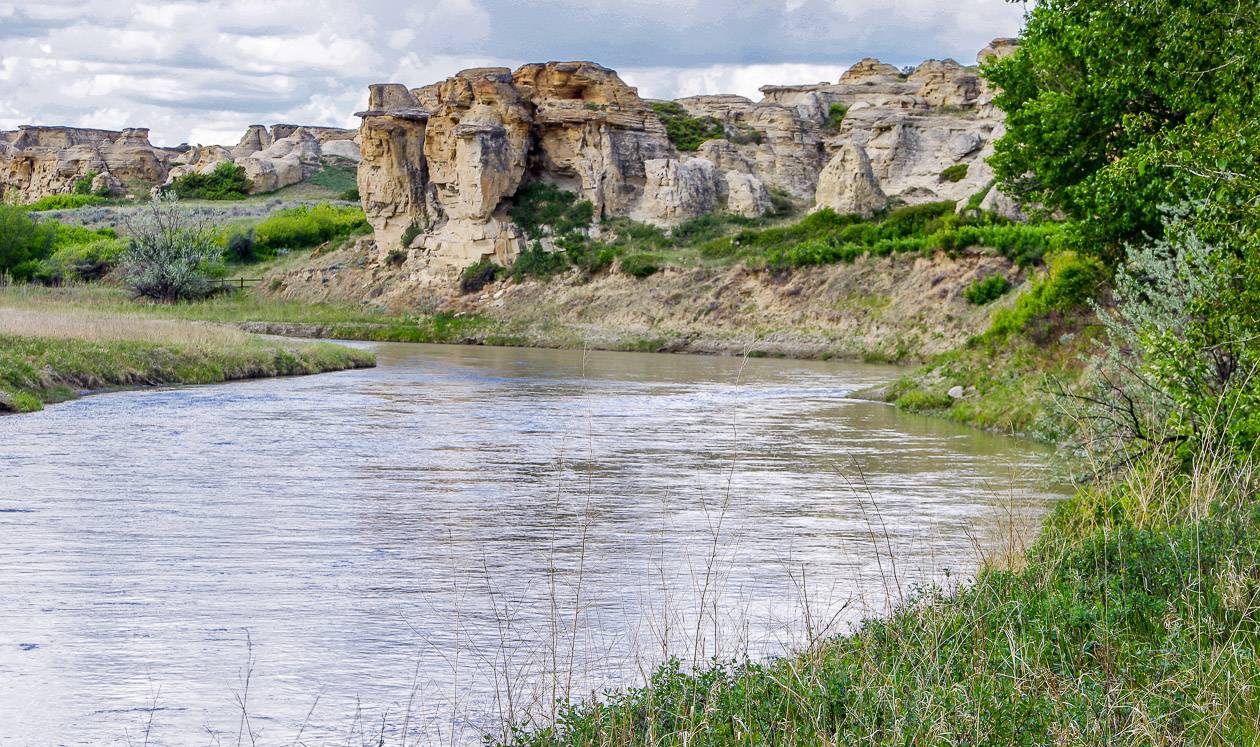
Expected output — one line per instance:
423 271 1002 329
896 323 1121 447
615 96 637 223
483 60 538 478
515 443 1260 745
0 306 374 413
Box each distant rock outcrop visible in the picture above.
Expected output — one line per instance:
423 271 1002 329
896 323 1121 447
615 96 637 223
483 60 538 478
0 123 359 201
358 40 1020 272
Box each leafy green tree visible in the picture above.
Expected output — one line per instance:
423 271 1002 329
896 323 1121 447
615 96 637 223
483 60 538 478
986 0 1260 257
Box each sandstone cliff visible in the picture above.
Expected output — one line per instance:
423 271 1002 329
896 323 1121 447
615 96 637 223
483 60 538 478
358 40 1020 273
0 123 359 201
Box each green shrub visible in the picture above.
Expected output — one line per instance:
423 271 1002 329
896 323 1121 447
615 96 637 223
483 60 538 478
963 274 1012 305
824 103 849 130
510 243 569 280
70 171 110 196
986 250 1107 340
340 187 360 202
385 248 408 267
649 101 726 152
399 220 424 248
164 161 252 200
567 242 619 274
26 194 106 211
0 203 55 280
120 196 220 301
509 181 594 240
224 230 257 263
252 203 370 255
36 238 126 284
940 163 969 182
620 253 663 279
460 258 503 294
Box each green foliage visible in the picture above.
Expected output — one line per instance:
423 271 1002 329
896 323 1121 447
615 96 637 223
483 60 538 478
120 197 223 301
894 388 954 412
985 250 1107 341
986 0 1260 256
25 194 106 211
824 102 848 131
70 171 109 196
36 237 125 285
763 202 1063 270
459 258 503 294
649 101 726 152
566 242 619 274
251 203 370 255
164 161 252 200
510 243 569 281
340 187 360 202
384 248 408 267
0 203 54 281
509 181 595 240
619 253 663 279
939 163 969 182
963 274 1011 305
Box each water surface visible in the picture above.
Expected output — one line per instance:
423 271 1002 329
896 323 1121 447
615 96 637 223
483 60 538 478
0 342 1066 744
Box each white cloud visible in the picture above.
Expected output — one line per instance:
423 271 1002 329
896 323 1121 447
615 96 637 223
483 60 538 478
0 0 1026 145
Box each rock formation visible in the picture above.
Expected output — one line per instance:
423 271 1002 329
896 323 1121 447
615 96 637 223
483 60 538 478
356 40 1019 272
357 61 777 269
1 123 360 201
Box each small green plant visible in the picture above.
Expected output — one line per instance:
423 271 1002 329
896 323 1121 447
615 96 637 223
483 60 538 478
963 274 1012 305
400 220 424 248
824 103 849 131
73 171 99 195
510 243 569 280
940 163 970 182
619 253 663 279
164 161 252 200
649 101 726 152
985 249 1107 341
459 258 503 294
340 187 360 202
385 248 408 267
894 388 955 412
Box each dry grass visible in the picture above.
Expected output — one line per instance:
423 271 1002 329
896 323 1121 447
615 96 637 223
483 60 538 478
0 306 253 347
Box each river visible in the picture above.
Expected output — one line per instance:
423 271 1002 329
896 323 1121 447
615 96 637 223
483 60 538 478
0 342 1067 744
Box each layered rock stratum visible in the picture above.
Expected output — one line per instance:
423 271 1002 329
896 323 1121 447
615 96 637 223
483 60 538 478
0 123 359 201
358 39 1020 272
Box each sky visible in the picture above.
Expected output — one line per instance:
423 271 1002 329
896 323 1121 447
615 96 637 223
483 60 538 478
0 1 1029 147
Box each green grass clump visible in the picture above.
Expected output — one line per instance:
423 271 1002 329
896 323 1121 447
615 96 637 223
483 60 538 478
649 101 726 152
26 194 107 211
963 274 1012 305
164 162 252 200
940 163 970 182
620 253 664 278
893 388 955 412
251 203 370 255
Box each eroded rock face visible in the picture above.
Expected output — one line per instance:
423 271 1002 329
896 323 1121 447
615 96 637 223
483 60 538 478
1 122 360 202
0 126 185 201
815 141 887 217
356 38 1023 274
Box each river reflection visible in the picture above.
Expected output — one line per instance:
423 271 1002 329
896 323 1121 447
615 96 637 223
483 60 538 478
0 342 1066 744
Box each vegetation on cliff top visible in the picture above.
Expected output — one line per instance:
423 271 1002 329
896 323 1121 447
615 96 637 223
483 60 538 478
649 102 726 152
163 161 253 201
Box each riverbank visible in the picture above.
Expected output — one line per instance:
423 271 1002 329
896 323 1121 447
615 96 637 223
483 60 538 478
513 440 1260 745
0 306 374 413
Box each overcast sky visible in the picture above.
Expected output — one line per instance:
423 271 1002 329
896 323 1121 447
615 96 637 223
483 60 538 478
0 1 1028 146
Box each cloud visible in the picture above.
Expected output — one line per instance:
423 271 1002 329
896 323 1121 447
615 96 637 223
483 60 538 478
0 0 1026 145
